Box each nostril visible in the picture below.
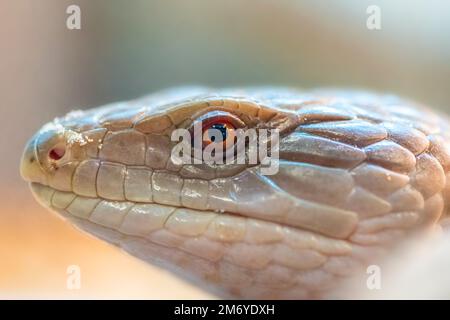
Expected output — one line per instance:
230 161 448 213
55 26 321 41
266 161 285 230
48 146 65 161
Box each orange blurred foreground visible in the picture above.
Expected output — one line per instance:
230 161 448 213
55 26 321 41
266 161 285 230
0 186 213 299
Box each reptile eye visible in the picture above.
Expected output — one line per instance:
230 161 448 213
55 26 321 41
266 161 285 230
202 121 236 148
191 111 245 151
48 145 65 161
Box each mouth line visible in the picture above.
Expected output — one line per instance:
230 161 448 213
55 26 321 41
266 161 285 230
29 181 263 239
29 179 353 244
30 181 225 213
29 182 284 261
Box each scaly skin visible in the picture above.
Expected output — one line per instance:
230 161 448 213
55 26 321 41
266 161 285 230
20 87 450 299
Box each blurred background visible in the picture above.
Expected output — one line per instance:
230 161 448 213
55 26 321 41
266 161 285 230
1 0 450 298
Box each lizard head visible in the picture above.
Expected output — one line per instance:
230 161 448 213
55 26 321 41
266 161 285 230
20 87 447 298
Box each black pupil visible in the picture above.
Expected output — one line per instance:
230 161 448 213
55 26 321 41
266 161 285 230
209 123 227 142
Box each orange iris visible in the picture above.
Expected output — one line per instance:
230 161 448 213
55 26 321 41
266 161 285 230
202 121 236 149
